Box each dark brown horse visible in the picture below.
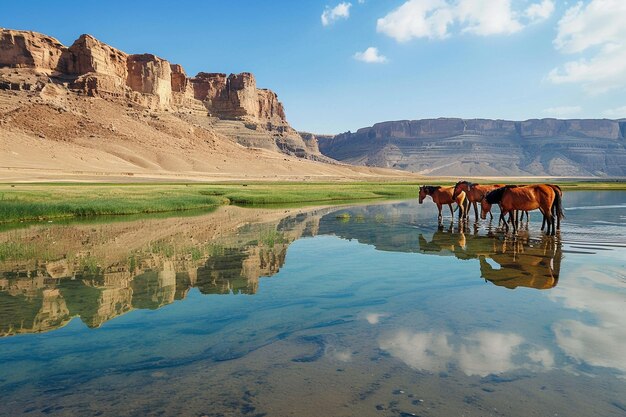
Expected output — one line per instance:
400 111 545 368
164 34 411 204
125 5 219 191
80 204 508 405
480 184 564 235
419 185 468 223
452 181 505 221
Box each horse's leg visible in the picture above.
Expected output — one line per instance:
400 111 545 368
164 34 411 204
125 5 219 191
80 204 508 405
473 201 478 221
511 211 518 234
449 204 454 220
500 210 509 232
437 203 443 223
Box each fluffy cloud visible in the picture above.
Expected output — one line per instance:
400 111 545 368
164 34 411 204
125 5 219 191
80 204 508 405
354 47 388 63
542 106 582 117
376 0 455 41
322 2 352 26
525 0 556 22
457 0 523 36
376 0 554 42
548 0 626 93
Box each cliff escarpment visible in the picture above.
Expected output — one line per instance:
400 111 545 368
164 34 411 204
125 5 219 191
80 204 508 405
318 118 626 177
0 28 329 162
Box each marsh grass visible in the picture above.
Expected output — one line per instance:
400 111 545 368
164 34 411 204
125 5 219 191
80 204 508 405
0 180 623 224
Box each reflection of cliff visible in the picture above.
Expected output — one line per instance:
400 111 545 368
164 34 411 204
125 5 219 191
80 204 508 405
0 206 328 336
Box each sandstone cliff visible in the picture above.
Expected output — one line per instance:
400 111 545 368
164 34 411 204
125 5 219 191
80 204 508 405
319 118 626 177
0 27 325 160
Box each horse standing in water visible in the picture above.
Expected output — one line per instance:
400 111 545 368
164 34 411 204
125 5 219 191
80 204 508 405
452 181 505 221
480 184 564 235
419 185 468 223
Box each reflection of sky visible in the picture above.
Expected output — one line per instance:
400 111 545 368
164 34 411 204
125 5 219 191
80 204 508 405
549 266 626 376
379 330 553 377
375 192 626 379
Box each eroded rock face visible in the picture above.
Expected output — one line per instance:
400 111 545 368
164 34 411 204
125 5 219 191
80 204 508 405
0 29 66 72
0 27 319 159
0 28 292 125
319 118 626 176
64 34 128 78
127 54 172 108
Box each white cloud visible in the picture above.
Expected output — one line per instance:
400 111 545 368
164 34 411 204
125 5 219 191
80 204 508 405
548 0 626 93
542 106 582 117
376 0 455 42
525 0 555 22
322 2 352 26
376 0 552 42
603 105 626 118
354 47 388 63
457 0 523 36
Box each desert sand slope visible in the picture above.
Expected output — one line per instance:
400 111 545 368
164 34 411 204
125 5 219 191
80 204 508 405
0 28 416 182
0 85 414 182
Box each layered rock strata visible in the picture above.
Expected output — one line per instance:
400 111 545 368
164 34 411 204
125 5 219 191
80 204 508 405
319 118 626 176
0 28 310 152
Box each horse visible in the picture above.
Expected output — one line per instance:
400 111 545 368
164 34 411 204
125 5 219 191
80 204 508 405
480 184 564 235
419 185 468 223
452 181 505 221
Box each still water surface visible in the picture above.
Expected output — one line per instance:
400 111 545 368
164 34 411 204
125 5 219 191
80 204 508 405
0 191 624 416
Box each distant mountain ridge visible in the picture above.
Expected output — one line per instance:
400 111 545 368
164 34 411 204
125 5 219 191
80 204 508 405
318 118 626 177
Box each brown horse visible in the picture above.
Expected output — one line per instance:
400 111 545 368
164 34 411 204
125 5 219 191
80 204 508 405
480 184 564 235
419 185 468 223
452 181 505 221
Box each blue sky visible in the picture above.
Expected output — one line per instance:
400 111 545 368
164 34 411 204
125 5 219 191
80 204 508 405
3 0 626 133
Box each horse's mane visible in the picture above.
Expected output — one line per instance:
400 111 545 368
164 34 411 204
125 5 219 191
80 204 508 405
485 186 508 204
455 180 477 189
422 185 441 194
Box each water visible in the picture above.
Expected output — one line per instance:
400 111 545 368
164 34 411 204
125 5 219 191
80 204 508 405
0 191 624 417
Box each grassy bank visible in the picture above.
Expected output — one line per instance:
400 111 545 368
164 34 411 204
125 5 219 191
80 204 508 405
0 181 624 223
0 182 419 223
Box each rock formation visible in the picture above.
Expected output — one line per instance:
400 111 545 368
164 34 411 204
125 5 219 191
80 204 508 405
0 29 65 71
319 118 626 176
0 27 320 157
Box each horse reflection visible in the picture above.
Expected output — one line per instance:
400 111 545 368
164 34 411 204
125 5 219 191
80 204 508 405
418 229 562 290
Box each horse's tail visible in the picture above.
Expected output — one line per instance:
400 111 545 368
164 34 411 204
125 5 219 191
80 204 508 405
553 187 565 220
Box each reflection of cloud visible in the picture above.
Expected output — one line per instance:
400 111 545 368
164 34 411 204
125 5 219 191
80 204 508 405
554 320 625 373
458 332 523 376
379 330 552 377
364 312 388 324
549 266 626 375
379 331 453 373
325 345 353 362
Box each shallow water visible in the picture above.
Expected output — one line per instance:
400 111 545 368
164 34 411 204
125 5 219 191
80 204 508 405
0 191 625 417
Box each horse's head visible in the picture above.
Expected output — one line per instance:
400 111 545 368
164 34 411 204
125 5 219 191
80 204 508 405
452 181 469 199
480 198 492 220
418 186 426 204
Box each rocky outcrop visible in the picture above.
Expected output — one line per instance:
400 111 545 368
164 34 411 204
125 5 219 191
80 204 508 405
126 54 172 108
0 29 65 72
191 72 286 125
319 118 626 177
0 27 322 159
0 28 295 125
